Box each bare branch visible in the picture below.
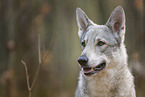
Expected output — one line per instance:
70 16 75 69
31 34 42 90
42 32 56 62
30 63 40 90
21 60 31 91
22 32 55 97
38 34 41 64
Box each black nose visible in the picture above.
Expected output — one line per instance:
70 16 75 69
78 55 88 67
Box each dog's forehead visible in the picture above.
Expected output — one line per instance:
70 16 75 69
81 25 117 45
85 25 112 39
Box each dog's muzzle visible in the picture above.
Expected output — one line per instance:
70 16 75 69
83 62 106 76
78 56 106 76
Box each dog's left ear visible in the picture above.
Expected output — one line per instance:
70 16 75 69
106 6 126 43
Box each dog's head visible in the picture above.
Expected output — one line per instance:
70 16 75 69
76 6 127 76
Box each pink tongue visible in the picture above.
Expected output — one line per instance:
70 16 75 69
83 68 93 73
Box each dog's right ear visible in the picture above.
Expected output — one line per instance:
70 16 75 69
76 8 94 38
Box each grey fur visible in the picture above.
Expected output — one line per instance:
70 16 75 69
75 6 136 97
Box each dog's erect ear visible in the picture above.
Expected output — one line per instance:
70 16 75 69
76 8 94 38
106 6 126 43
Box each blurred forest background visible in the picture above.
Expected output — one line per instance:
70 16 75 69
0 0 144 97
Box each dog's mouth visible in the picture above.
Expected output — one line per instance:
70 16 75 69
83 62 106 76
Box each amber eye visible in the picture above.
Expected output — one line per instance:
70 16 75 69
81 41 86 47
97 41 105 46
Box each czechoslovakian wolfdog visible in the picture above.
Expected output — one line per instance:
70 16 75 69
75 6 136 97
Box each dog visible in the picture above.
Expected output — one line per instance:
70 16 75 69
75 6 136 97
